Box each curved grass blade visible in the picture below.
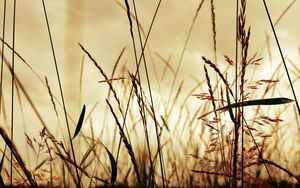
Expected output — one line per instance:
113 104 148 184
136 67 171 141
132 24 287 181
104 146 117 185
198 97 294 119
73 105 86 139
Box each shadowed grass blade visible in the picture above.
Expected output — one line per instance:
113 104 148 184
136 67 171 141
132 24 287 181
73 105 86 139
225 85 235 123
105 146 117 185
199 97 294 119
124 167 131 184
0 173 3 186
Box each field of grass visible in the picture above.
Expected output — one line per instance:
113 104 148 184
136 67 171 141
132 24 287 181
0 0 299 187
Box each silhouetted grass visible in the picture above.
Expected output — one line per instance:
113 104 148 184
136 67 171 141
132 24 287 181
0 0 299 187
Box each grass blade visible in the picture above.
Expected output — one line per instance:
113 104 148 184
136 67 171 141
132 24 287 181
0 146 6 186
93 176 110 185
34 159 47 172
0 173 3 186
0 127 37 187
225 85 235 123
0 146 6 174
199 97 294 119
79 143 96 167
73 105 86 139
262 0 300 116
104 146 117 185
105 99 141 183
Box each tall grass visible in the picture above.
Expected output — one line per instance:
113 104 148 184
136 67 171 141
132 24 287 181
0 0 299 187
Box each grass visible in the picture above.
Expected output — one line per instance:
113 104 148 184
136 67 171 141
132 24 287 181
0 0 299 187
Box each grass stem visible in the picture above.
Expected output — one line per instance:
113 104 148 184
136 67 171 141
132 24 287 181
10 0 17 185
41 0 81 186
262 0 300 116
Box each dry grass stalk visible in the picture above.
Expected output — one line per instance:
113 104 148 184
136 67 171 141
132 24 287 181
154 53 175 79
123 1 168 180
245 159 300 183
240 28 250 98
105 99 141 184
0 46 79 129
230 0 248 186
130 74 146 123
45 77 58 117
0 92 8 128
0 127 37 187
166 0 206 113
0 1 298 187
98 77 126 84
116 2 146 38
193 0 205 22
55 152 90 179
204 65 217 119
44 139 53 186
111 47 126 80
202 56 234 98
79 43 126 124
1 53 49 129
78 43 130 155
1 49 92 185
166 80 184 119
130 73 156 184
210 0 217 63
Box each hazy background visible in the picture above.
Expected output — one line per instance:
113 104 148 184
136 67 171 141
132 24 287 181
0 0 299 160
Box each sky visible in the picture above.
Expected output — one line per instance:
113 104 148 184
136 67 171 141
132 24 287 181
0 0 299 159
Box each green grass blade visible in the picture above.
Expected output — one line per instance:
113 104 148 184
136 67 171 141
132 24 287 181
73 105 86 139
104 146 117 185
199 97 294 119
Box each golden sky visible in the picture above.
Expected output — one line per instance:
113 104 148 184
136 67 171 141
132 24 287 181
1 0 298 87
